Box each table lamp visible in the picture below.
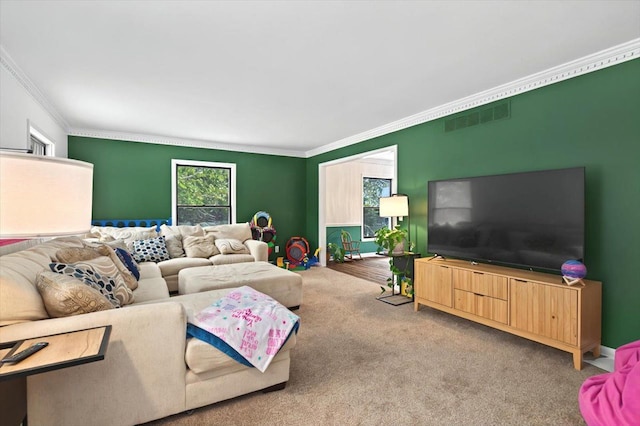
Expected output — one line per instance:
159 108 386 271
379 193 410 245
0 152 94 238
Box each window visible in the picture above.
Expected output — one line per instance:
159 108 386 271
171 159 236 226
362 177 392 238
28 122 54 156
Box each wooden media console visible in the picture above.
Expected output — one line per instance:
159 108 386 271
414 257 602 370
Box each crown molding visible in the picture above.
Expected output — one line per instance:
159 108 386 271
305 38 640 158
3 38 638 159
68 128 307 158
0 45 70 132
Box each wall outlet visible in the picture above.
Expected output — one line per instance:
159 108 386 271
274 246 279 253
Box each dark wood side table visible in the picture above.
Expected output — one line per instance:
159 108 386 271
0 325 111 426
377 252 421 306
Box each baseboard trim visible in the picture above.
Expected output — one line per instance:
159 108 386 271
584 345 615 372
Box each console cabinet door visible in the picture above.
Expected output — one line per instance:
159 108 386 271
416 263 452 307
510 279 578 346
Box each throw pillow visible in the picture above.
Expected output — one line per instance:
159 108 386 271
55 247 102 263
36 271 114 318
131 236 171 263
50 262 122 308
90 226 158 245
164 234 185 258
183 235 219 258
92 245 139 291
214 238 250 255
115 247 140 281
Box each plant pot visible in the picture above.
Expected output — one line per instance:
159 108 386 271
400 279 412 297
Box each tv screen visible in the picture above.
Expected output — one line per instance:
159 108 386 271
427 167 585 272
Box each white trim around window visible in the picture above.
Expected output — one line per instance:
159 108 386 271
171 159 237 225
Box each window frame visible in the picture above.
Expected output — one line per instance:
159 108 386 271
171 159 237 226
362 176 392 240
28 121 55 156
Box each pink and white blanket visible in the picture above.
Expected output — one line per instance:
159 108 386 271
187 286 300 372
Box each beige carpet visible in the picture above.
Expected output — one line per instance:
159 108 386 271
148 267 603 425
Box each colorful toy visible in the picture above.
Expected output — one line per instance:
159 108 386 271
285 237 310 267
250 211 277 255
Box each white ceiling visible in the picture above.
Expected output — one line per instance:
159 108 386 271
1 1 639 157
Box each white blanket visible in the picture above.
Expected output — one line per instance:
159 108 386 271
188 286 300 372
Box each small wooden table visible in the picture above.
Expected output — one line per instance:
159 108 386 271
0 326 111 426
0 325 111 380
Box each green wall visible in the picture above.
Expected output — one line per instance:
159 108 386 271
306 59 640 348
68 137 307 256
69 59 639 348
326 226 379 254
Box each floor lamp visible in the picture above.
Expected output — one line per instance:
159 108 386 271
0 151 94 425
377 194 413 306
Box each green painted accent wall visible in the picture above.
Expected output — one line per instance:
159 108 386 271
68 137 307 254
306 59 640 348
326 226 379 254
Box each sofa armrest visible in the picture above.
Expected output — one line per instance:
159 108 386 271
0 303 189 426
245 239 268 262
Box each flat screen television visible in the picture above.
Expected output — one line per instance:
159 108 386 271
427 167 585 272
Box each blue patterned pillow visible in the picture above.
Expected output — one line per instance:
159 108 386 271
115 248 140 280
49 263 121 308
131 236 170 263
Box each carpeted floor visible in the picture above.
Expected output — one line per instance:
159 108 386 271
148 267 602 426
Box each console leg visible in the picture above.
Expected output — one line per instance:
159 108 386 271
573 351 583 370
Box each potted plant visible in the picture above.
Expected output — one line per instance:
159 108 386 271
373 226 415 296
327 242 345 263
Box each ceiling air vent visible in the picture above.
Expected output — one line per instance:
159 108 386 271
445 101 510 132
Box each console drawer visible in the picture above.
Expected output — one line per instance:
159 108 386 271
453 269 508 300
454 289 508 324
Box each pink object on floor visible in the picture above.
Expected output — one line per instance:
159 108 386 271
579 340 640 426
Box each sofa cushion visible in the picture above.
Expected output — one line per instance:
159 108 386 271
158 257 212 278
214 238 250 255
131 276 171 303
131 236 171 263
0 249 51 325
183 235 219 258
50 262 122 308
203 223 252 242
36 271 114 317
210 253 256 265
185 328 297 375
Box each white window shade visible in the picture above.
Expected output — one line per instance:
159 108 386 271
0 152 94 237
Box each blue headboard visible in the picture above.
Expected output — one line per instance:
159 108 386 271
91 218 172 232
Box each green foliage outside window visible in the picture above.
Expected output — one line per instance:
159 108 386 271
177 166 231 225
363 177 391 238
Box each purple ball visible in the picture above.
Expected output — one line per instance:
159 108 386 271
561 260 587 279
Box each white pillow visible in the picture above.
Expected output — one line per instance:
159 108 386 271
214 238 250 255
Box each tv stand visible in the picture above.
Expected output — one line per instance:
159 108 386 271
414 257 602 370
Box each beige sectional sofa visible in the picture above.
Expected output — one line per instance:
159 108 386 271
0 235 296 426
89 222 268 292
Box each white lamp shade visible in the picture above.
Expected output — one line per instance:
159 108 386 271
0 152 94 237
379 195 409 217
